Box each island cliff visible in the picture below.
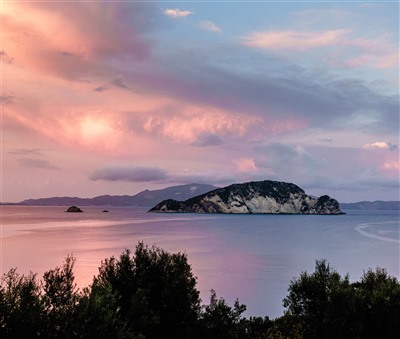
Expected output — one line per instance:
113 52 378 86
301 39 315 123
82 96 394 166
148 180 344 214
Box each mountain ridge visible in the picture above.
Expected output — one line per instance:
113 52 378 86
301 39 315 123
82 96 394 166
17 183 217 207
340 200 400 210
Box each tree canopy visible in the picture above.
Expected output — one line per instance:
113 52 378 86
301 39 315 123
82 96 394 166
280 259 400 338
1 243 398 338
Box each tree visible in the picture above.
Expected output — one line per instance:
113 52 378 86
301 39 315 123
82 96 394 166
243 316 273 339
353 268 400 338
77 283 135 339
200 290 273 339
282 259 356 338
200 289 247 338
42 255 81 338
0 269 43 338
93 242 201 338
2 245 398 338
282 259 400 339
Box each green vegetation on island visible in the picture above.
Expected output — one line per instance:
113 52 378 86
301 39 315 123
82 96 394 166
1 242 399 338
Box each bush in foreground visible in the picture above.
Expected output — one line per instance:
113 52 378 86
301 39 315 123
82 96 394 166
1 243 399 338
278 259 400 338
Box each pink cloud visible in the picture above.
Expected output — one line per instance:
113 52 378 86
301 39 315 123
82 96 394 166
164 8 194 18
4 60 264 158
142 104 259 144
198 20 222 33
3 1 152 81
383 162 400 170
241 28 398 70
343 34 399 69
234 158 258 173
241 29 349 51
4 1 270 158
363 141 397 151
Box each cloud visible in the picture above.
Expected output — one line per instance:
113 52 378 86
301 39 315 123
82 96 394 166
89 165 168 182
89 165 259 188
3 1 159 82
191 133 224 147
356 170 400 189
5 1 397 150
153 48 398 135
1 50 14 64
241 28 398 70
164 8 194 18
198 20 221 33
317 138 333 143
233 158 258 173
10 149 60 170
287 173 400 203
341 35 398 69
94 86 108 92
384 162 399 170
0 95 15 104
62 51 75 57
274 144 400 200
363 141 398 151
246 142 400 200
142 107 257 144
254 142 322 178
9 148 45 156
17 158 60 170
300 174 398 194
89 164 250 188
168 172 236 187
360 3 382 9
112 77 129 89
241 29 348 51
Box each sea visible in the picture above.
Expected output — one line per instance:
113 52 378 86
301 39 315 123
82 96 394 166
1 205 399 319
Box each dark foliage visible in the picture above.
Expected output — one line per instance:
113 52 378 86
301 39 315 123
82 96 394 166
42 255 80 337
281 259 400 338
92 242 201 338
1 245 399 339
0 269 43 338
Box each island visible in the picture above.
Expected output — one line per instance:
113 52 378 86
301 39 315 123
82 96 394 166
148 180 344 214
66 206 83 213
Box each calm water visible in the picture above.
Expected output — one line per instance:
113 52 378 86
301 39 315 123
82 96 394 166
1 205 399 318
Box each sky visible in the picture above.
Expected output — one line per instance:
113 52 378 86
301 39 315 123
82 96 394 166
1 0 399 203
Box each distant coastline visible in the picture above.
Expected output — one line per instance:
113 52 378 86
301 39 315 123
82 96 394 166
340 201 400 210
1 182 399 210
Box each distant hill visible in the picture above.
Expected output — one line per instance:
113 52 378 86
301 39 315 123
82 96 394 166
18 183 217 207
340 201 400 210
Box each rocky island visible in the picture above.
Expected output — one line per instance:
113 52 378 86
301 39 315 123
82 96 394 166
149 180 344 214
66 206 83 213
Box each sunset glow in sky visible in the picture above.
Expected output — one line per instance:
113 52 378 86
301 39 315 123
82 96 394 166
2 0 399 203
